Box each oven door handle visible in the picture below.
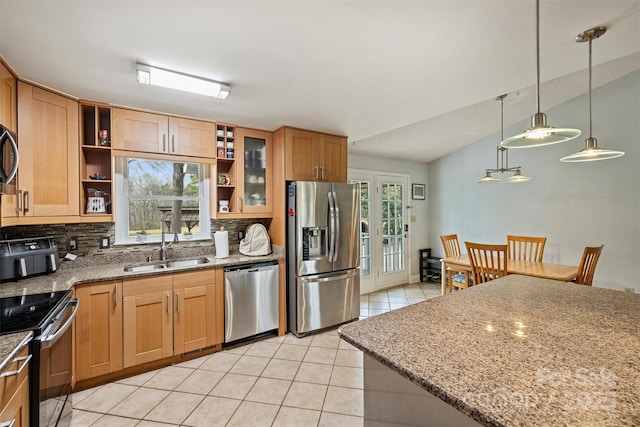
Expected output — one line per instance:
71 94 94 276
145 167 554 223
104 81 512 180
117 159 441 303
40 299 78 349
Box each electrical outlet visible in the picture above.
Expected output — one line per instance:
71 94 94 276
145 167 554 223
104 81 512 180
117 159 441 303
99 236 110 249
68 237 77 251
238 231 244 241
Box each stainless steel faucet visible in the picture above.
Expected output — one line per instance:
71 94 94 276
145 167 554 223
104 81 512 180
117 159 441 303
160 211 176 262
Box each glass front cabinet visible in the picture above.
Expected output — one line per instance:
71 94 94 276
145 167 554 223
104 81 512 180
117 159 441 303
235 128 273 216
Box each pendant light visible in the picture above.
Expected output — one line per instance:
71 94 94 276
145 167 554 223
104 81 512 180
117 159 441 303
477 94 531 184
501 0 581 148
560 27 625 162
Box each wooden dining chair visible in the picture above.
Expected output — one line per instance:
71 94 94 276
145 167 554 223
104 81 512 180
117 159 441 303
440 234 471 292
507 235 547 262
465 242 508 285
575 245 604 286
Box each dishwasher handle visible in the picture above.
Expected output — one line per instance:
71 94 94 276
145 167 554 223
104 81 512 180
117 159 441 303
224 260 278 273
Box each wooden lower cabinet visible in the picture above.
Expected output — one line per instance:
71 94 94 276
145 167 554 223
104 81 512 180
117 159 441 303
173 270 217 354
75 281 123 381
123 269 218 369
0 346 30 427
123 275 173 368
74 269 220 379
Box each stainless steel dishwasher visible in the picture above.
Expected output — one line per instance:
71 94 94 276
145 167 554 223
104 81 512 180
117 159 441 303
224 261 279 343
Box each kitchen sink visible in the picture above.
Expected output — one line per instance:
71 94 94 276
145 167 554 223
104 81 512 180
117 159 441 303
124 264 166 273
165 257 211 268
124 257 211 273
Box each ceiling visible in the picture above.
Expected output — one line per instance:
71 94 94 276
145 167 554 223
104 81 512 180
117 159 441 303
1 1 639 163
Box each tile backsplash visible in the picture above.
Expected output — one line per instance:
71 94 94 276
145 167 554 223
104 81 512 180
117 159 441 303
0 218 268 258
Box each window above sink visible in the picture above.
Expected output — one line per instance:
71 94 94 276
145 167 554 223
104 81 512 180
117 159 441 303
114 157 211 245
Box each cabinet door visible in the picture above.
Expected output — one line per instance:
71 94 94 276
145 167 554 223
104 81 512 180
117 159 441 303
285 128 319 181
112 108 168 154
17 82 79 217
75 281 123 381
0 61 17 132
236 128 273 214
0 377 29 427
173 270 217 354
169 117 215 158
319 134 347 182
123 276 173 368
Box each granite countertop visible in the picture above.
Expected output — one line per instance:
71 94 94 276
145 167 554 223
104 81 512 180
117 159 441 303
0 245 284 298
339 274 640 426
0 246 284 368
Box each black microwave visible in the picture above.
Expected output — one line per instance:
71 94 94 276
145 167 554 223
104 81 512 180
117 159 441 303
0 123 18 195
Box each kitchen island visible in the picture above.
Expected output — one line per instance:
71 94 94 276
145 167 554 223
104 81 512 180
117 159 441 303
338 275 640 426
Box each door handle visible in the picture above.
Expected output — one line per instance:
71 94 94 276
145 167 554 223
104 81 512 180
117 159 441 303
320 167 325 180
239 197 243 213
163 134 167 152
314 166 319 180
17 189 23 214
176 293 181 312
23 191 30 212
114 283 118 306
171 135 175 152
167 293 170 313
0 354 32 378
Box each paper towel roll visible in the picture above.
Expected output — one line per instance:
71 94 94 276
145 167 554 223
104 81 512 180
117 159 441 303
214 230 229 258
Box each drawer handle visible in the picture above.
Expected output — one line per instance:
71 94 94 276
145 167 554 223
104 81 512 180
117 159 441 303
0 354 32 378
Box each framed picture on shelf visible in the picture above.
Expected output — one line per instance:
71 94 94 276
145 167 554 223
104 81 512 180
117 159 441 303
217 147 225 158
412 183 426 200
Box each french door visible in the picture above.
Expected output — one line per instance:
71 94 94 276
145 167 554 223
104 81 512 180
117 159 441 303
350 171 409 293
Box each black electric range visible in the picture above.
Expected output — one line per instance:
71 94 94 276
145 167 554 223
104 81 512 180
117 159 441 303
1 290 78 427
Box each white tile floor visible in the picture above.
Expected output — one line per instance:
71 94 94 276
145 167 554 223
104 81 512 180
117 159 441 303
67 281 441 426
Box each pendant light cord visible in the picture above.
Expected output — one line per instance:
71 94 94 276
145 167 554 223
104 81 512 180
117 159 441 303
589 37 593 138
535 0 541 113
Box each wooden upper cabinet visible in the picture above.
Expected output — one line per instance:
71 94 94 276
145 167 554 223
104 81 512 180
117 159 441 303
170 117 216 158
318 133 347 182
0 61 17 132
112 108 215 158
112 108 168 154
14 81 79 218
235 127 273 215
284 127 347 182
285 128 319 181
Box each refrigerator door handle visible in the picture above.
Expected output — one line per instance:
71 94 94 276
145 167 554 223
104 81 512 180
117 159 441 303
332 191 340 262
328 191 336 262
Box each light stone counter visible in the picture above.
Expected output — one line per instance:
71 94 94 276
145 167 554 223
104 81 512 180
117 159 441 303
338 274 640 426
0 246 283 298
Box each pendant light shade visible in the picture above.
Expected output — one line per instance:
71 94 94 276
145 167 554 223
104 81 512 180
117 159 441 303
560 27 625 162
477 171 500 184
506 169 532 183
501 0 581 148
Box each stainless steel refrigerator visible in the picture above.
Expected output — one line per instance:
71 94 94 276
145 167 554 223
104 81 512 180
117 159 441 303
287 181 360 336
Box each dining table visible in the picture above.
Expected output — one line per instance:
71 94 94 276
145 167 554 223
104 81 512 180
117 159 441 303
440 254 578 295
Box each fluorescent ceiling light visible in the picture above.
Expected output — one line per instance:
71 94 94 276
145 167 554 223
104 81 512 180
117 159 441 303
136 63 230 99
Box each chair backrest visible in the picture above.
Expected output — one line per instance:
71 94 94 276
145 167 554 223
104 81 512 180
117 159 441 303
575 245 604 286
465 241 508 285
440 234 461 258
507 235 547 262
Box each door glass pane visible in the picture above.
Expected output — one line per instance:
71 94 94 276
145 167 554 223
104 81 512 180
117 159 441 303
243 137 267 206
349 180 371 277
381 183 405 274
